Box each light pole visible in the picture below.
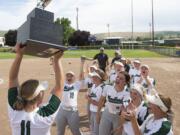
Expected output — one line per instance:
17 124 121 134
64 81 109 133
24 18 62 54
107 24 110 37
131 0 134 49
76 7 79 30
149 23 152 41
151 0 155 46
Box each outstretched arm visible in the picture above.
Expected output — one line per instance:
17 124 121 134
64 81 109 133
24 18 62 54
79 58 85 81
82 54 97 61
51 51 64 99
9 43 25 88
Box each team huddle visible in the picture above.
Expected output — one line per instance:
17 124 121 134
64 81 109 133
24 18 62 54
7 44 173 135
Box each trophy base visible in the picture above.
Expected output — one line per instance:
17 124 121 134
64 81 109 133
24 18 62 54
23 39 68 58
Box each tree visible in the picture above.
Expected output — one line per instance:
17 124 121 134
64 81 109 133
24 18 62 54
68 30 90 46
55 17 75 45
4 30 17 46
136 36 142 41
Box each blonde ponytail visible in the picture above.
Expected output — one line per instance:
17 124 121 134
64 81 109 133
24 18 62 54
13 96 26 110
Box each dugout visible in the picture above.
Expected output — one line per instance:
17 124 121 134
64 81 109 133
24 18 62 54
103 37 124 45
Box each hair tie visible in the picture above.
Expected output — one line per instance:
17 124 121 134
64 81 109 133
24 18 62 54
17 95 24 103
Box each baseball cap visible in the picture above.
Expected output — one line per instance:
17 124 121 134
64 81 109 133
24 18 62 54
131 83 144 97
141 64 150 70
121 57 126 61
66 71 75 76
89 69 105 81
90 65 98 70
146 94 168 112
27 81 48 101
114 61 124 67
89 72 102 79
100 47 104 51
115 50 121 54
133 59 141 64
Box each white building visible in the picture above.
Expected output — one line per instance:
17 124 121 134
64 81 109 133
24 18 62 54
103 37 124 45
0 37 5 47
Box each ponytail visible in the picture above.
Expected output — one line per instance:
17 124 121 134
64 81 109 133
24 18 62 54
167 109 174 124
13 96 26 110
119 71 130 88
159 94 174 124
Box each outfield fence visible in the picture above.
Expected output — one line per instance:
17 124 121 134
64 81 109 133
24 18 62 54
1 44 180 57
146 46 180 57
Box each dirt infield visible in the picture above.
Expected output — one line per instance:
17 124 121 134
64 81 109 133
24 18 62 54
0 58 180 135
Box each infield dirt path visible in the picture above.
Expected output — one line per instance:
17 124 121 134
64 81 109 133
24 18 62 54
0 58 180 135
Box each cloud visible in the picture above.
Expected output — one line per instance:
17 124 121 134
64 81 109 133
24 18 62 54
0 0 36 30
0 0 180 33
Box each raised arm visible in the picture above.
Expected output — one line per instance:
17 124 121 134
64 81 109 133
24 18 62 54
9 43 25 88
79 57 85 81
125 111 142 135
52 51 64 99
82 54 97 61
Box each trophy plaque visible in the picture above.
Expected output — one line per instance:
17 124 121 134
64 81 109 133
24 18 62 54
17 6 67 58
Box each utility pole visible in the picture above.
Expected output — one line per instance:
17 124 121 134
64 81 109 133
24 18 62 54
149 23 152 41
131 0 134 49
76 7 79 30
151 0 155 46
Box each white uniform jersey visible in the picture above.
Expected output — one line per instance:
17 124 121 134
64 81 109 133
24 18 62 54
89 84 104 112
139 76 155 95
109 72 117 84
129 68 141 85
105 69 116 85
102 85 130 114
123 102 149 135
84 77 93 89
61 81 81 109
140 114 173 135
8 87 61 135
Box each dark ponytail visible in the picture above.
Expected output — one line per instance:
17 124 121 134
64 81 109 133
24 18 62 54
120 71 130 88
159 94 174 124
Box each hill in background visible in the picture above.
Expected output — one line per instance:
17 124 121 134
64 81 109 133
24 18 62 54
95 31 180 40
0 31 7 37
1 30 180 39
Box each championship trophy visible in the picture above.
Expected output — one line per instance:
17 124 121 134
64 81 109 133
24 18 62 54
17 0 67 58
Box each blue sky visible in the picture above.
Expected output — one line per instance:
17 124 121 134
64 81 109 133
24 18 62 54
0 0 180 34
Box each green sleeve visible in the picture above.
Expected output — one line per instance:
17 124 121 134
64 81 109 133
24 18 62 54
37 95 61 117
8 87 18 109
153 121 171 135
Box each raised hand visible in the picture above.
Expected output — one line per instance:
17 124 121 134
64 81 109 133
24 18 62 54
14 43 26 56
54 51 64 60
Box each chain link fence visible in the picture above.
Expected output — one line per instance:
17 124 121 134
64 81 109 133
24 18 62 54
68 44 180 57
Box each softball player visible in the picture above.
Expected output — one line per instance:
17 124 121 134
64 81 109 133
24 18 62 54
137 64 155 95
8 43 64 135
120 57 130 73
97 71 131 135
129 60 141 85
56 59 86 135
84 65 98 127
108 61 124 85
87 69 105 135
125 94 173 135
115 83 149 135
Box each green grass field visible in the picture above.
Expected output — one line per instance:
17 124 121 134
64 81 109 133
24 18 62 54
0 49 165 59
